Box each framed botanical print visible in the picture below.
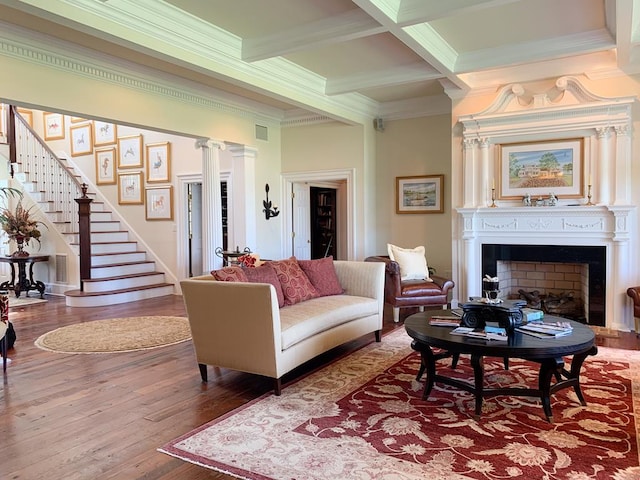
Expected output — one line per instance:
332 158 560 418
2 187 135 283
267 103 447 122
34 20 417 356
117 134 143 169
95 147 117 185
70 123 93 157
145 186 173 220
145 142 171 183
93 121 117 146
43 112 65 140
117 171 143 205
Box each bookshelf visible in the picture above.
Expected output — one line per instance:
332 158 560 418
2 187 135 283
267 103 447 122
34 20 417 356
310 187 336 259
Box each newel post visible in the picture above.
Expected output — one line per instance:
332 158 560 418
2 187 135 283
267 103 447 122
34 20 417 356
75 183 93 291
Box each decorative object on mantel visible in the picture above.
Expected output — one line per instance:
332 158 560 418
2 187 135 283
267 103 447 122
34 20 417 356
489 178 497 207
0 201 44 257
262 183 279 220
521 192 558 207
585 175 595 206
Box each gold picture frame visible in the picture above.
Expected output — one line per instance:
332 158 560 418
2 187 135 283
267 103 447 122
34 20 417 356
145 142 171 183
93 121 117 147
498 138 584 199
118 171 143 205
396 174 444 214
70 123 93 157
117 134 143 169
95 147 117 185
43 112 65 140
145 186 173 221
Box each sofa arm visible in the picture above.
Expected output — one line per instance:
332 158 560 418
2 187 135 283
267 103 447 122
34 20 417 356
430 274 455 296
180 276 282 378
334 260 385 300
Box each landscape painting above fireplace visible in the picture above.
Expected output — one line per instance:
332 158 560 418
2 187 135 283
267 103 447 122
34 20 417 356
498 138 584 199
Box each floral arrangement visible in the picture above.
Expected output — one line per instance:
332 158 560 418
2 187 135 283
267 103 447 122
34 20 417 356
1 200 43 245
237 253 263 268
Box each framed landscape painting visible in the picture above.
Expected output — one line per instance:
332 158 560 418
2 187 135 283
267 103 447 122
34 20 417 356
396 174 444 214
498 138 584 199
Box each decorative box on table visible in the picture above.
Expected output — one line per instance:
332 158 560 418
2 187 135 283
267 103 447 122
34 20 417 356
461 298 526 333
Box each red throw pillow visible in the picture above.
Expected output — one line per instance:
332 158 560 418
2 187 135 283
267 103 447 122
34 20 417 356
211 266 248 282
298 256 344 297
243 263 285 308
270 257 319 306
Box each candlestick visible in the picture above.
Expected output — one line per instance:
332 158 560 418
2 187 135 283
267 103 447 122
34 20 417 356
490 187 497 208
492 178 495 189
585 184 594 206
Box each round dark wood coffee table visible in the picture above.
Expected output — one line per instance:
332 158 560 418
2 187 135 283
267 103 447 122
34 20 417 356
405 311 597 422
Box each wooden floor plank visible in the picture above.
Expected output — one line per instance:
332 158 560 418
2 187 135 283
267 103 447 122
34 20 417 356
1 295 637 479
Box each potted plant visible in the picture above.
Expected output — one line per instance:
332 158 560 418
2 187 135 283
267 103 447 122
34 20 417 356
0 196 44 257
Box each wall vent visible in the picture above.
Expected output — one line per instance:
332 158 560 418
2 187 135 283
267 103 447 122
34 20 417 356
55 253 68 284
255 124 268 141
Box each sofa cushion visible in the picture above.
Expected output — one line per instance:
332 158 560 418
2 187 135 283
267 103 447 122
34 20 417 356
244 263 285 308
298 256 344 297
400 279 446 297
270 257 319 306
387 244 432 281
279 295 379 350
211 266 248 282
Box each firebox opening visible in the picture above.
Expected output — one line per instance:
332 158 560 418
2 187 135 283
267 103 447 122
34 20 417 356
482 244 606 327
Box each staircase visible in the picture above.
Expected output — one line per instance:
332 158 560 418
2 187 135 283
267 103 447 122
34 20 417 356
10 110 174 307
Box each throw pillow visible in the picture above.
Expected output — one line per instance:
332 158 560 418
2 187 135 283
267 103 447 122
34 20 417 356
270 257 320 306
211 266 248 282
298 256 344 297
243 263 285 308
387 243 432 281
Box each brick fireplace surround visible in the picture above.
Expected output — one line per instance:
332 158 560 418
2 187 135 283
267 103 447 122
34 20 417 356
454 77 637 331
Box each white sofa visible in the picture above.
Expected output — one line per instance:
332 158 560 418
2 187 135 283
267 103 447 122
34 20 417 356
180 260 385 395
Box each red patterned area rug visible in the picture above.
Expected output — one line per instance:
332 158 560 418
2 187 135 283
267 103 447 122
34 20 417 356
160 329 640 479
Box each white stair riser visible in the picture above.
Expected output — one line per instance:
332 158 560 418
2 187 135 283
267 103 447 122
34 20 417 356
91 262 156 278
82 276 168 293
65 231 129 243
90 222 121 232
90 242 138 254
91 252 147 266
66 286 175 307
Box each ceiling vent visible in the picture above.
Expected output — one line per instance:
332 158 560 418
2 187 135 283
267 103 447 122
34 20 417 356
255 124 268 141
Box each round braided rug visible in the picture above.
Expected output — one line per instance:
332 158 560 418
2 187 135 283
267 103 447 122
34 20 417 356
34 316 191 354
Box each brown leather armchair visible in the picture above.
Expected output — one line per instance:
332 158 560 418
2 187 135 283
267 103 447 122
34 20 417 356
365 255 454 322
626 287 640 334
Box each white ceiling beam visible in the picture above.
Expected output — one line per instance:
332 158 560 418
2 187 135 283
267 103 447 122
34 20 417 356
396 0 522 25
455 29 616 73
353 0 469 89
242 9 386 62
612 0 634 67
325 63 442 95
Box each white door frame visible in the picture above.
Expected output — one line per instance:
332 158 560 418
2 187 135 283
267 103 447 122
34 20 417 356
281 168 355 260
176 173 202 281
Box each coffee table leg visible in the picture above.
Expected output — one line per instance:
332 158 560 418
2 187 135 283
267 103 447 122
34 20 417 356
421 347 436 400
569 345 598 405
470 354 484 419
539 357 564 423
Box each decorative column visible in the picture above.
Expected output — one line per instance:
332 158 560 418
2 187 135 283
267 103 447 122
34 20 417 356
478 138 490 207
462 138 476 208
226 145 257 252
596 127 612 205
614 125 631 205
196 139 225 272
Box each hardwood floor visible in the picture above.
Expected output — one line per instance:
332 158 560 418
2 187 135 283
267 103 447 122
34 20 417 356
1 296 638 480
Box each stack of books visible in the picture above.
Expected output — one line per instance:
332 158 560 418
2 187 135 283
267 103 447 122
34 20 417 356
522 307 544 322
429 315 461 327
515 321 573 338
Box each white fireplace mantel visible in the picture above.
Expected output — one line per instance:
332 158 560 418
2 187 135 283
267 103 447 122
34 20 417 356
454 77 638 330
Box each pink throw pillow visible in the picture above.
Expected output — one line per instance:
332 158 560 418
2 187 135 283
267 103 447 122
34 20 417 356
211 266 248 282
270 257 319 306
298 256 344 297
243 263 285 308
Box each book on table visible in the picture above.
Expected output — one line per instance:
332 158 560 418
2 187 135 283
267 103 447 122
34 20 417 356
429 315 461 327
449 325 508 341
516 321 573 338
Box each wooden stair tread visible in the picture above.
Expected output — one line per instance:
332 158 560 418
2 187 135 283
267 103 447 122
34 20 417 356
65 283 173 297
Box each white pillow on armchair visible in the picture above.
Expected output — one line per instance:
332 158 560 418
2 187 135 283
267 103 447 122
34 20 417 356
387 244 433 281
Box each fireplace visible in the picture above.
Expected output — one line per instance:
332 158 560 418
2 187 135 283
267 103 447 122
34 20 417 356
482 244 605 326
